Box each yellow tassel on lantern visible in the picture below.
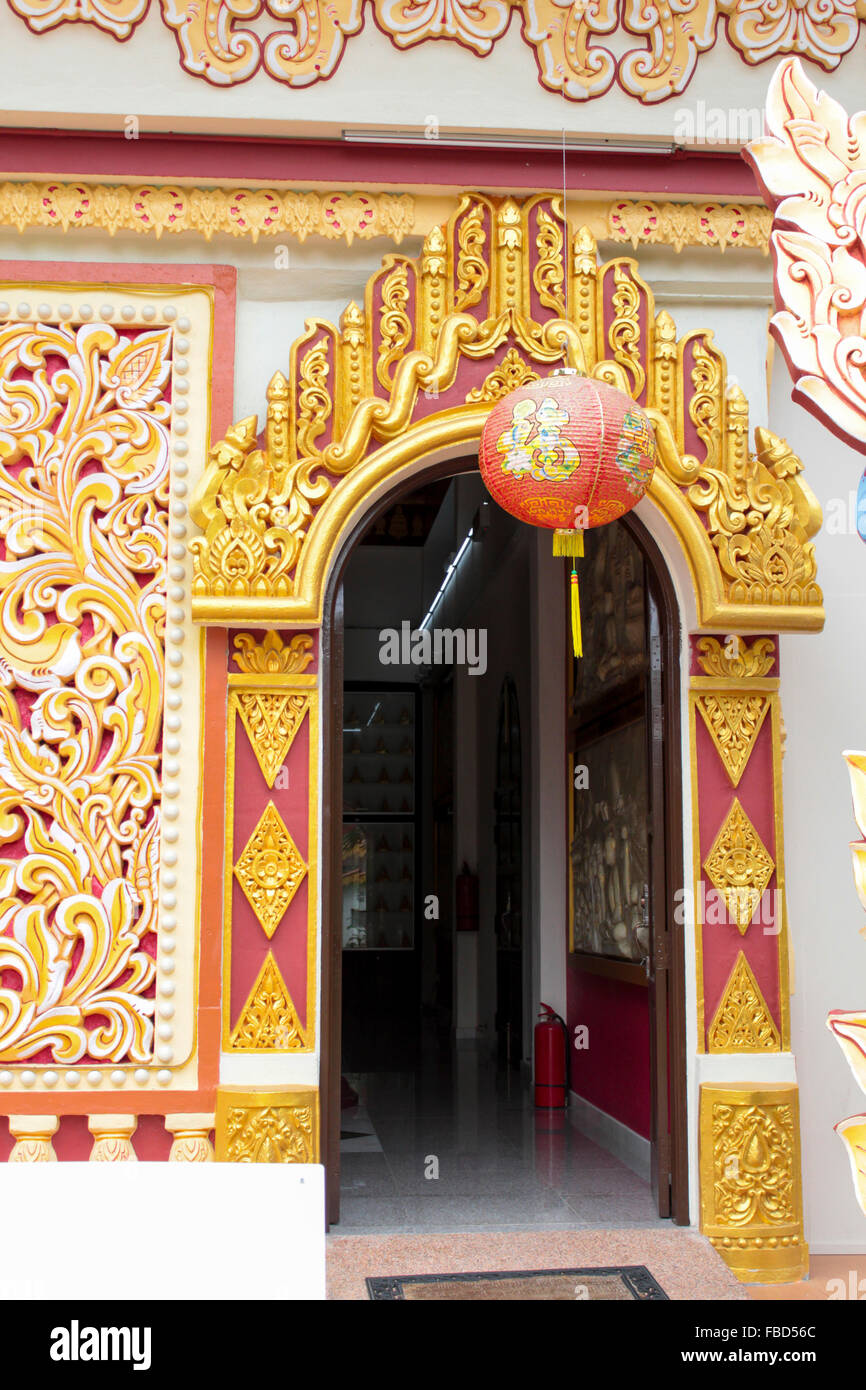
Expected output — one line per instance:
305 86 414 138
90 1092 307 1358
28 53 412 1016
570 567 583 658
552 529 584 657
552 528 584 558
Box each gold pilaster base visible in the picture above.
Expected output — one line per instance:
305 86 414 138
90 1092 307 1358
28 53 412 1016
215 1086 319 1163
700 1081 808 1284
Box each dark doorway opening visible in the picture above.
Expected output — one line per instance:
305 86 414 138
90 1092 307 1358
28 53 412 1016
320 458 687 1232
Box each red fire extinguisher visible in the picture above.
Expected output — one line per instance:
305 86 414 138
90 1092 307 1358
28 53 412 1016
534 1003 568 1109
456 862 479 932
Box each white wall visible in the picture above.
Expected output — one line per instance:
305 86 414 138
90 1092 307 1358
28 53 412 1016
3 11 866 145
772 367 866 1254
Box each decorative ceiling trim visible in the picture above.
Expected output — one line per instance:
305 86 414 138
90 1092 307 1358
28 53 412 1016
187 193 823 631
0 180 770 254
8 0 863 104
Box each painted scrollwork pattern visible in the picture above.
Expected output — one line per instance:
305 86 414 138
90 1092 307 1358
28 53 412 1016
7 0 864 99
0 322 169 1065
747 59 866 453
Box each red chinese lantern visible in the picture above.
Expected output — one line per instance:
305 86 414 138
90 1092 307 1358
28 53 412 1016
479 369 657 656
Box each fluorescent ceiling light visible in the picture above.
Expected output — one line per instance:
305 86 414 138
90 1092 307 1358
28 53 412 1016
341 128 675 155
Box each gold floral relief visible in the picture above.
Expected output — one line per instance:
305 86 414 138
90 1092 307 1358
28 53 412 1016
229 951 308 1051
234 802 307 940
695 636 776 680
235 691 310 787
713 1102 795 1226
218 1093 318 1163
708 952 781 1052
700 1083 807 1282
696 693 771 787
0 320 169 1065
703 799 775 935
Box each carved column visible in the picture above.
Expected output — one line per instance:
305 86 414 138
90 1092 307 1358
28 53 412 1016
165 1113 216 1161
88 1115 138 1162
8 1115 59 1162
690 634 806 1281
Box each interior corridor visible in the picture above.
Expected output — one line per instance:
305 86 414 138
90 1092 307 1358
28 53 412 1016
337 1035 662 1235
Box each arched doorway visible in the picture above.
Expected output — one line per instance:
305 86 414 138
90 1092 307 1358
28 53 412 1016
319 453 687 1229
194 198 819 1279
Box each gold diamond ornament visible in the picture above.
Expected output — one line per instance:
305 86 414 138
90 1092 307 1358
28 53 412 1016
703 798 774 935
234 802 307 939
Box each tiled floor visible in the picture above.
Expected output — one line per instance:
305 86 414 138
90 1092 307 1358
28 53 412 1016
336 1046 664 1235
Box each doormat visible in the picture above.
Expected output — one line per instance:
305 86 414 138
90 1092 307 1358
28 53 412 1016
366 1266 668 1300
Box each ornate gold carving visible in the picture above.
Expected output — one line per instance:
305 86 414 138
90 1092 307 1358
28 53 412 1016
708 952 781 1051
704 799 775 935
233 631 315 676
695 636 776 679
608 201 771 254
700 1083 807 1283
0 320 169 1065
88 1115 138 1161
376 260 413 391
8 1115 59 1161
166 1114 215 1161
747 60 866 454
234 803 307 939
696 694 771 786
235 692 309 786
455 202 490 314
229 951 307 1051
688 334 725 469
189 206 823 633
215 1087 319 1163
0 181 770 256
687 423 822 613
0 181 415 245
533 205 566 316
466 348 539 403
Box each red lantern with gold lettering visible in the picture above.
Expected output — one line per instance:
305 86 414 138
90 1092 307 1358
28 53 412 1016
478 369 657 655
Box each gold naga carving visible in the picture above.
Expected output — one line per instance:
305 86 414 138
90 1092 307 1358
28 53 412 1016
703 799 775 935
695 694 771 787
189 195 823 633
0 321 168 1066
708 952 781 1052
747 60 866 455
229 952 307 1051
9 0 863 100
234 803 307 940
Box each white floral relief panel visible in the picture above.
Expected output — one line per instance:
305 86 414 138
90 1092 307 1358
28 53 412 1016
0 286 211 1095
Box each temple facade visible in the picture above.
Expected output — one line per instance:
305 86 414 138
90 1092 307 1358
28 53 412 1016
1 5 866 1292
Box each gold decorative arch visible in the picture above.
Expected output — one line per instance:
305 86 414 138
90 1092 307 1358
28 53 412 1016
189 192 823 632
